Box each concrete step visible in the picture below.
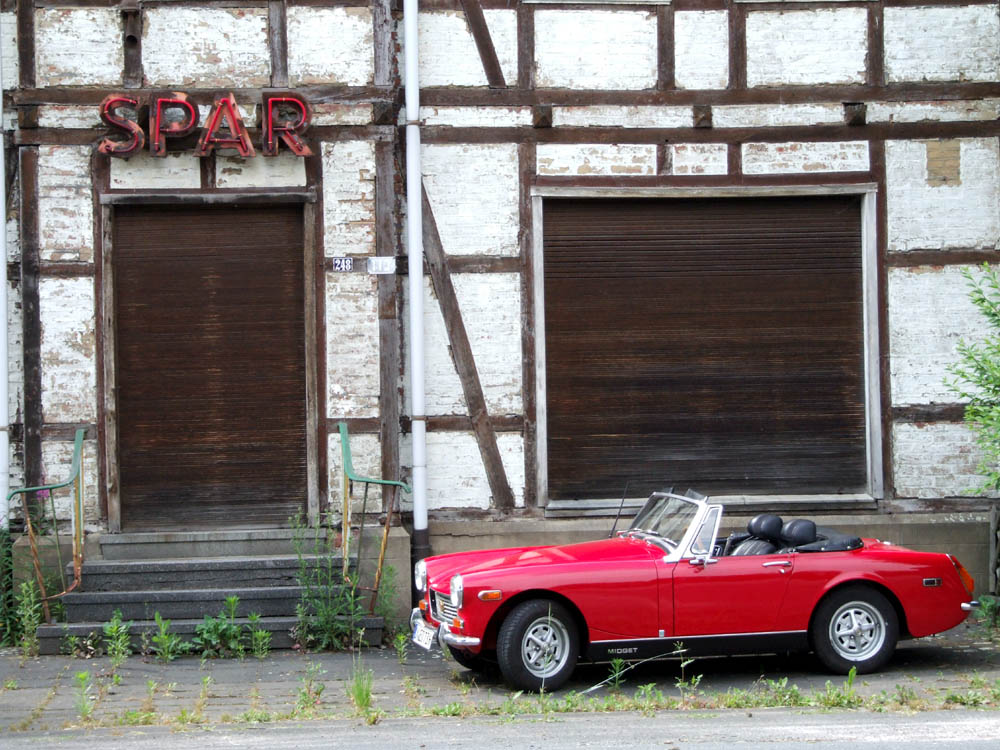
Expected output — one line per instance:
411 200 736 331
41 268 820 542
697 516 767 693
74 555 347 592
61 586 305 622
96 529 308 560
36 615 385 655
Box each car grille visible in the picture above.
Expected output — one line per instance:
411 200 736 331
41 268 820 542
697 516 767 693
431 589 457 623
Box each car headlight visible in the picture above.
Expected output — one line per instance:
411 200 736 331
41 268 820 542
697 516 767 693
450 574 464 609
414 560 427 593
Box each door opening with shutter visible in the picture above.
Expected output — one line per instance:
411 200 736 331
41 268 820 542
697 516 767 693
112 204 309 530
541 194 870 502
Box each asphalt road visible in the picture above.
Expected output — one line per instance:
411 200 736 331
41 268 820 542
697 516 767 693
3 710 998 750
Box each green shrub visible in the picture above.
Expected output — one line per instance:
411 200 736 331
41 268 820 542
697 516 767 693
192 596 245 659
947 263 1000 493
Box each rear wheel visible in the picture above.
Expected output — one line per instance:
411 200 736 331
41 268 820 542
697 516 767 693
811 586 898 674
497 599 579 692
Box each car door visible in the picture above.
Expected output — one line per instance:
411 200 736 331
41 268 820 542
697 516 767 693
670 552 795 636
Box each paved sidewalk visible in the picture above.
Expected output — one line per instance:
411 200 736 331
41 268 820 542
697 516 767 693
1 618 998 732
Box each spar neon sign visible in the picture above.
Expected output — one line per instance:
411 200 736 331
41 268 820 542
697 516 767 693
98 92 312 158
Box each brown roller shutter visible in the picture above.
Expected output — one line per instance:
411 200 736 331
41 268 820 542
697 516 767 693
543 195 865 501
113 204 307 530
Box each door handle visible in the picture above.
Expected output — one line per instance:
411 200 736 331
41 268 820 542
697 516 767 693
762 560 791 568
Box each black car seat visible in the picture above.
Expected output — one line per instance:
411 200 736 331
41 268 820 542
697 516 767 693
731 514 783 556
779 518 818 550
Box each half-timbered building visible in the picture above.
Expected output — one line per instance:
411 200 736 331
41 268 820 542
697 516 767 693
2 0 998 601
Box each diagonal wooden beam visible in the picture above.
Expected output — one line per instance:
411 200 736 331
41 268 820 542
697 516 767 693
459 0 506 89
421 185 515 510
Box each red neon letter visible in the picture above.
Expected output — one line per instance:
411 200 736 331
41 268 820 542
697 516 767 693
262 96 312 157
150 93 199 157
98 95 144 157
195 94 255 158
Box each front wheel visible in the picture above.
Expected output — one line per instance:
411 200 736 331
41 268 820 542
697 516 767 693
447 645 494 673
811 586 899 674
497 599 579 692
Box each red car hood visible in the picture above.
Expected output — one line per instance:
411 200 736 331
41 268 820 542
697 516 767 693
424 537 657 590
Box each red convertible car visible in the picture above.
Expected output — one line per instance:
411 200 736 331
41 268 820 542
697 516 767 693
410 489 979 691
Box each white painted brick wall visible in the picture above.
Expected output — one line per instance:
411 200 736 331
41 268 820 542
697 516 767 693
216 155 307 188
746 9 867 87
553 106 691 129
312 103 373 127
536 144 657 176
893 422 995 499
742 141 869 174
888 266 990 406
669 144 728 176
326 272 380 419
39 277 95 424
420 107 534 128
7 216 22 487
37 146 93 262
404 275 523 417
400 431 525 510
323 141 376 257
143 8 270 88
109 153 201 190
287 7 374 86
674 11 729 90
35 8 122 86
868 100 1000 124
411 10 518 87
329 431 383 511
422 143 520 256
885 6 1000 84
535 10 657 90
37 105 102 130
40 439 100 527
1 13 17 90
886 138 1000 252
713 103 844 129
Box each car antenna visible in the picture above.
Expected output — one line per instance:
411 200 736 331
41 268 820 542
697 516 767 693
608 480 630 538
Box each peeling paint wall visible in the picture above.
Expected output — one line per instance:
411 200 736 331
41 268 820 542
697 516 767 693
326 273 380 419
410 10 517 87
287 7 374 87
884 6 1000 83
422 144 520 256
893 423 994 499
742 141 870 174
669 144 728 176
216 155 307 189
537 144 657 176
553 106 690 129
674 11 729 90
39 278 96 425
35 9 122 87
109 153 201 190
329 431 383 511
746 9 868 87
886 138 1000 252
888 266 988 406
323 141 376 257
37 146 93 263
143 8 270 88
534 10 657 90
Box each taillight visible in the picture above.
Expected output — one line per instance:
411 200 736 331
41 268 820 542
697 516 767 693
950 555 975 597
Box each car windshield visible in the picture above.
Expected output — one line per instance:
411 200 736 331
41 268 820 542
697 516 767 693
628 492 700 549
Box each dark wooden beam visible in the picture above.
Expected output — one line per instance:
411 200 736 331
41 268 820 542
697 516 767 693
892 404 966 423
17 0 35 88
657 6 674 91
460 0 506 88
268 0 289 88
887 250 1000 267
422 185 515 510
728 2 747 91
870 138 894 500
376 140 402 511
518 141 537 507
517 2 534 90
867 2 885 88
373 0 395 88
401 414 524 433
20 148 42 487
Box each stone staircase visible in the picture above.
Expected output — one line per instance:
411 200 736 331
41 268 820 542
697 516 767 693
36 532 384 655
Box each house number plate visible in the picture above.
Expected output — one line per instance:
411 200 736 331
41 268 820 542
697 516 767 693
330 257 354 272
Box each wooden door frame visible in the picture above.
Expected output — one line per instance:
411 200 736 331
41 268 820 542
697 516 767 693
97 192 320 532
531 184 882 511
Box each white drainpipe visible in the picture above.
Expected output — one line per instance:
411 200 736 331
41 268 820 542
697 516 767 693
0 38 9 531
403 0 429 563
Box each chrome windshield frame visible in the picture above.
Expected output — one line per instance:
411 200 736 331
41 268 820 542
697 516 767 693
627 490 721 562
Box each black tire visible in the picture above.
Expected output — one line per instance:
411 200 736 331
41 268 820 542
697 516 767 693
496 599 579 692
447 645 493 673
811 585 899 674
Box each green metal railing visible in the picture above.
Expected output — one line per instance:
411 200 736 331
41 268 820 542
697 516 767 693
6 428 87 623
338 422 410 613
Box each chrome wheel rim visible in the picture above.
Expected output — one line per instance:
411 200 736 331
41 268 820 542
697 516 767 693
828 600 886 662
521 615 571 679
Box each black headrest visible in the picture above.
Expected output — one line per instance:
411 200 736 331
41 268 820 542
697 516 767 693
747 514 783 542
781 518 817 547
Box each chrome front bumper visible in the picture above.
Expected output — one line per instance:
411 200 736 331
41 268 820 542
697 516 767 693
410 607 481 649
962 600 980 612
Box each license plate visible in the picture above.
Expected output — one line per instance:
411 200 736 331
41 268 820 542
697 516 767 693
412 620 436 650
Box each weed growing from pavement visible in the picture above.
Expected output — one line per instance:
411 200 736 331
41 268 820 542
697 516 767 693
294 660 327 717
247 613 272 659
73 671 95 720
103 609 132 672
151 612 189 663
394 631 408 664
15 580 42 659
